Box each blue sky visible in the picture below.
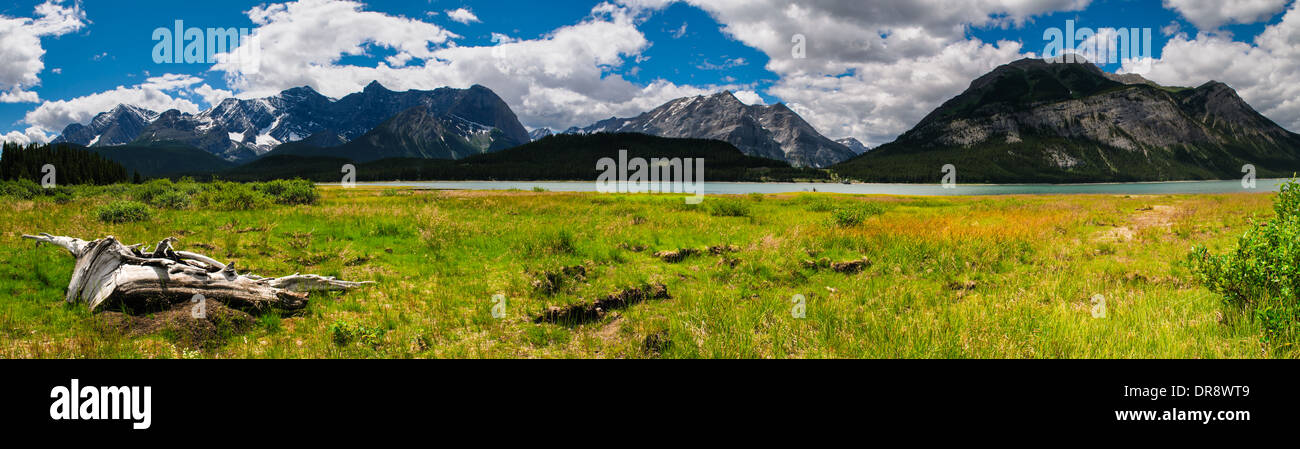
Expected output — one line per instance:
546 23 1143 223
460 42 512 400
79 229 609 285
2 0 1298 147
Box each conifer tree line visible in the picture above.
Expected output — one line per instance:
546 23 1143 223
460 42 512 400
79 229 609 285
0 142 129 185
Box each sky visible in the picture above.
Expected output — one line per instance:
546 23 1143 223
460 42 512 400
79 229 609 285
1 0 1298 149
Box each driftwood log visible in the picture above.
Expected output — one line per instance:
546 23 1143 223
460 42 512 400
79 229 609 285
23 233 373 313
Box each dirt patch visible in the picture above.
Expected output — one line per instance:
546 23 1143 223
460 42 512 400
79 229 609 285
94 301 255 350
643 330 672 356
803 257 871 274
948 280 978 298
1097 205 1179 242
618 243 648 252
530 265 588 295
534 283 670 325
596 315 624 341
654 245 739 263
654 248 700 263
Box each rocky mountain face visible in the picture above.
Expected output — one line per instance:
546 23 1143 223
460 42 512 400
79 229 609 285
53 105 158 147
265 103 520 163
53 82 529 163
529 128 554 141
835 137 871 154
566 91 856 168
834 58 1300 182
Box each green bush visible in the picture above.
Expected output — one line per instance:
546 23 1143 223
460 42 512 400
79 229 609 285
708 198 752 217
832 203 886 227
254 179 319 205
195 182 271 211
1191 179 1300 345
132 179 176 204
795 194 835 212
97 200 152 223
329 320 386 347
151 189 192 210
52 192 73 204
0 179 41 199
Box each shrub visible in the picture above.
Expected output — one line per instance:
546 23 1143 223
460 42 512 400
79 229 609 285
795 194 835 212
97 200 151 223
132 179 176 204
329 320 386 347
151 190 192 210
0 179 41 199
1190 179 1300 345
52 192 73 205
831 203 886 227
254 179 319 205
708 198 752 217
195 182 271 211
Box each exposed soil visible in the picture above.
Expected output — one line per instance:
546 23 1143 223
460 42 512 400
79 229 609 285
530 265 588 295
654 248 700 263
1097 205 1179 241
534 283 671 325
94 300 256 350
803 257 871 274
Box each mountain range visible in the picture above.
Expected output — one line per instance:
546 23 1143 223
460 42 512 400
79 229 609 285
833 58 1300 182
564 91 858 168
54 82 530 163
46 58 1300 183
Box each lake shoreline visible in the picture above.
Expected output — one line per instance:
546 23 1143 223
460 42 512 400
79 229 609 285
318 178 1290 196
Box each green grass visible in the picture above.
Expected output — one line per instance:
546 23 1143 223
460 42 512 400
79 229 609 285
0 185 1285 358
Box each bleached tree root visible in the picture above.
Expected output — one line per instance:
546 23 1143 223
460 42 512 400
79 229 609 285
23 233 373 313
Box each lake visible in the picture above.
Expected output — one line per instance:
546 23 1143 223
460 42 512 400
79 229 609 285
333 178 1289 196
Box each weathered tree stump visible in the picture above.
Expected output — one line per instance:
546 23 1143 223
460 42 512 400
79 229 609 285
23 233 373 313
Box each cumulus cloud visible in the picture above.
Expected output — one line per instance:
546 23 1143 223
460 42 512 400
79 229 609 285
214 0 460 98
21 74 210 137
732 90 764 105
1 127 54 145
1163 0 1290 30
1129 2 1300 132
210 0 727 132
445 7 481 24
0 0 86 103
622 0 1088 145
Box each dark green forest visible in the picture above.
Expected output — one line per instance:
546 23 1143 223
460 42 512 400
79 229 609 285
215 133 830 182
0 143 129 185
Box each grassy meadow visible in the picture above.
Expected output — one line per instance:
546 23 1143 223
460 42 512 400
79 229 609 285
0 182 1289 358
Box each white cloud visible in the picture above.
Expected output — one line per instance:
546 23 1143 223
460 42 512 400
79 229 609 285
490 32 519 44
194 84 235 106
445 7 481 24
1163 0 1290 30
0 0 86 103
214 0 460 98
1161 20 1182 36
623 0 1088 146
209 0 728 132
22 74 208 136
732 90 764 105
1 127 53 145
670 22 688 38
1129 2 1300 132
